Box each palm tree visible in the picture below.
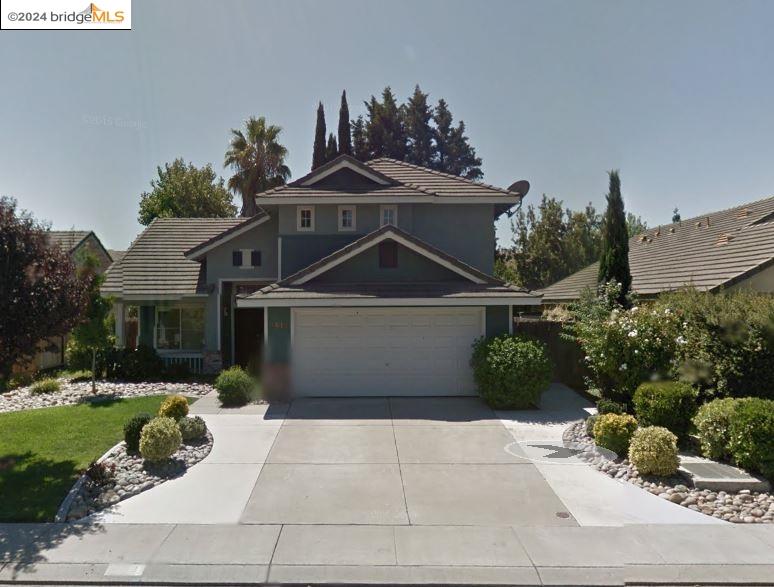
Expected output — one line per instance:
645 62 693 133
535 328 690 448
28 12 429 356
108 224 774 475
224 117 291 216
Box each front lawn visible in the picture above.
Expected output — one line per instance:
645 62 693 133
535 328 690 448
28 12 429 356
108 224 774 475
0 395 193 522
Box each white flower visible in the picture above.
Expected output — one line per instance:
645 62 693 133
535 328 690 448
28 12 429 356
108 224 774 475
628 330 638 338
676 336 686 345
620 363 628 370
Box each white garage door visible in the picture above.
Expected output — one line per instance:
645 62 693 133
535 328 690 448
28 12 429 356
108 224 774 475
291 307 485 397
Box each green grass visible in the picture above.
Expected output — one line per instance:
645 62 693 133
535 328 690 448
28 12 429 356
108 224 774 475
0 395 193 522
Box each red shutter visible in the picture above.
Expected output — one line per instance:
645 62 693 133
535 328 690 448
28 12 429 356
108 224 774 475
379 241 398 268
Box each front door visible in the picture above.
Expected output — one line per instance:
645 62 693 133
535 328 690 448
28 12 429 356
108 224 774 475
234 308 264 373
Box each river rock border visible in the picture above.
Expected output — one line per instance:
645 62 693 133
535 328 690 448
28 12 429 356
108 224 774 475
563 421 774 524
58 431 213 521
1 379 215 413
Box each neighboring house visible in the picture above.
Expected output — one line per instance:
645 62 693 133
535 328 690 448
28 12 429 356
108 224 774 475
17 230 114 373
541 196 774 305
103 155 538 396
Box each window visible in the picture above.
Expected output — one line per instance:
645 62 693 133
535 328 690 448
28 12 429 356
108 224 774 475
233 249 261 268
338 205 356 231
380 205 398 227
297 206 315 231
379 240 398 268
155 307 205 351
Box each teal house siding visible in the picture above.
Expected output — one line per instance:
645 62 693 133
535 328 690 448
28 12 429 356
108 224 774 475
266 307 291 363
485 305 510 337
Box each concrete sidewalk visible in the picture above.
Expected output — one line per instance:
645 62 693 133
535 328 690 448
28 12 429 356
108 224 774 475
1 522 773 584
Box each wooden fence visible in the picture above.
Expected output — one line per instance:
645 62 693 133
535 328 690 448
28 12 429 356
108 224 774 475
513 319 588 390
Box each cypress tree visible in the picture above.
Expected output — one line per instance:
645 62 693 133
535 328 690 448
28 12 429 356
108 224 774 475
432 99 453 172
351 115 368 161
404 85 434 167
598 170 632 305
338 90 353 156
326 133 338 162
312 102 327 170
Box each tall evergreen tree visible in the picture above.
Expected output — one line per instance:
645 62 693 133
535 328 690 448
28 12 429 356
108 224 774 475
364 87 406 160
432 99 453 172
337 90 353 156
351 115 368 161
312 102 327 170
672 207 681 223
326 133 338 162
598 170 632 305
447 120 483 180
404 85 434 167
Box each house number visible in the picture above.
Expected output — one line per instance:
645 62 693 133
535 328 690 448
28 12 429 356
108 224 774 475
271 321 288 329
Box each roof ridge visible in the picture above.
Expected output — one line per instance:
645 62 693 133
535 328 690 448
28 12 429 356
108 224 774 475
367 157 517 196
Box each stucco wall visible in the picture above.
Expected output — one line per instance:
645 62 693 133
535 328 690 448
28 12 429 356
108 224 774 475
205 214 279 283
726 264 774 293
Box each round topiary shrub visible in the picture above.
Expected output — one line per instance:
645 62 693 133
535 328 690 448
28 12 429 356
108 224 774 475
693 397 748 460
596 399 626 415
628 426 679 476
158 394 189 420
585 414 599 438
470 335 551 409
178 415 207 442
632 381 697 439
593 413 638 456
139 417 182 462
123 412 152 453
215 366 254 407
727 398 774 480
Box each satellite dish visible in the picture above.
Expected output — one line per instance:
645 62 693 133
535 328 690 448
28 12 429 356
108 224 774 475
507 180 530 196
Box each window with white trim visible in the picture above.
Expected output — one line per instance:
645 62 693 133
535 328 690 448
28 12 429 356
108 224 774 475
338 205 356 231
380 204 398 227
155 307 205 351
297 206 315 231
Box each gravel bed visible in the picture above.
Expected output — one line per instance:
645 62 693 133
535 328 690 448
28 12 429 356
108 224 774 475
63 431 213 521
564 420 774 524
0 379 215 413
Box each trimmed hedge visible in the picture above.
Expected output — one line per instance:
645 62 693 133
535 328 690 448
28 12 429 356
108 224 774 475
633 381 697 439
628 426 679 476
593 413 638 456
123 412 152 453
693 398 747 460
215 366 254 407
158 394 189 420
727 398 774 480
139 417 182 462
471 335 551 409
178 416 207 442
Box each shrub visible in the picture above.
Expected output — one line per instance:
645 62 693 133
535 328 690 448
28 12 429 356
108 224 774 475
123 413 153 453
84 460 116 486
65 338 111 377
585 414 598 437
727 398 774 480
693 398 748 460
65 369 93 382
139 417 182 462
105 345 164 381
178 416 207 442
30 378 61 394
628 426 679 476
470 334 551 409
215 366 254 406
158 394 189 420
164 361 191 380
596 399 626 415
633 381 697 439
593 413 638 456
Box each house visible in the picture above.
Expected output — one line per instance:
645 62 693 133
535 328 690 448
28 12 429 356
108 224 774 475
540 196 774 305
103 155 539 396
18 230 114 372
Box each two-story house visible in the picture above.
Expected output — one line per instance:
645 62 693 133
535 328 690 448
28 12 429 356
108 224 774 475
103 155 539 396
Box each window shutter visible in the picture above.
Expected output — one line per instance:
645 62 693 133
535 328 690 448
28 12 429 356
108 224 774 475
379 241 398 268
232 250 242 266
251 250 262 267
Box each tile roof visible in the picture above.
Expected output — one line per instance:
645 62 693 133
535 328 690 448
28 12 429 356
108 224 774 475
102 218 244 298
46 230 91 252
540 196 774 302
184 211 269 259
107 250 126 263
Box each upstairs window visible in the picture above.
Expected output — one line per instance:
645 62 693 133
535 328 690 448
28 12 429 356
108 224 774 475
233 249 261 268
338 205 356 231
379 241 398 268
297 206 315 231
380 205 398 227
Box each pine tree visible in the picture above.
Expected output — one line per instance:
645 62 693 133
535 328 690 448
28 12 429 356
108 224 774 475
447 120 483 180
351 115 368 161
404 85 434 167
672 207 681 223
338 90 352 156
432 99 453 172
364 87 406 160
312 102 327 170
326 133 338 162
598 170 632 305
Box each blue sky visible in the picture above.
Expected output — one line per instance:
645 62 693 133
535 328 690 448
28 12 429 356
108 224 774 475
1 0 773 250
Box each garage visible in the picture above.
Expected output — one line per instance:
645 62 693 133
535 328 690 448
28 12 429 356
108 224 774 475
291 307 485 397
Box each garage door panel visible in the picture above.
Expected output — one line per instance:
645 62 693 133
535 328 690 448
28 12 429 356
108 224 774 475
292 307 483 397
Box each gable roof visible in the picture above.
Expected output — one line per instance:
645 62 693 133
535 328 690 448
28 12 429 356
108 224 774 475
184 211 270 260
540 195 774 302
276 224 501 287
102 218 244 299
255 155 523 204
46 230 92 253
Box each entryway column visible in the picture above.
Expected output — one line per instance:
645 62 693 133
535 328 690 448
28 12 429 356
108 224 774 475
113 302 126 347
